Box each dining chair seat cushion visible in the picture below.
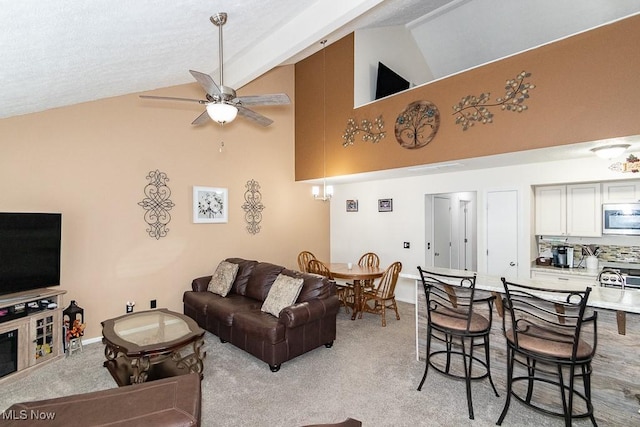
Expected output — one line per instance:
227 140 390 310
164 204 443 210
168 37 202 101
261 274 304 317
430 309 489 333
505 326 593 360
208 261 239 297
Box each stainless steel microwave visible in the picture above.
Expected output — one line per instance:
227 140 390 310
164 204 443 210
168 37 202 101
602 203 640 235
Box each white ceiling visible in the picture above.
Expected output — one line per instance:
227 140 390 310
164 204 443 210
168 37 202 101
2 0 639 180
2 0 638 121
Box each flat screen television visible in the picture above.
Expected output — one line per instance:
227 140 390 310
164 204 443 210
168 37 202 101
0 213 61 296
375 62 410 100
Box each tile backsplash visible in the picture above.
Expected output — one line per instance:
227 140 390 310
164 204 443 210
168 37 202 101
538 242 640 265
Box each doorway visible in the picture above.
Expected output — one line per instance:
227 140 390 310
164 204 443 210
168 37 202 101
425 192 477 270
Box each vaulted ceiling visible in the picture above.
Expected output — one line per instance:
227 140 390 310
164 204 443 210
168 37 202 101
1 0 638 120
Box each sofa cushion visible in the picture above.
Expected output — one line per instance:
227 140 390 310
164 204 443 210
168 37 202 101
245 262 285 301
205 294 262 326
233 310 286 344
282 269 333 302
225 258 258 295
261 274 304 317
208 261 239 296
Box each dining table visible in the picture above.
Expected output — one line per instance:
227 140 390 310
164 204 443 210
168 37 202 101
328 263 384 320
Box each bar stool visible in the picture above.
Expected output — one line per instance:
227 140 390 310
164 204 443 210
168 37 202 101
416 267 499 419
497 278 598 426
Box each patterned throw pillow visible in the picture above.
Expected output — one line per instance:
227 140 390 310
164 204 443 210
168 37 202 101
261 274 304 317
208 261 239 297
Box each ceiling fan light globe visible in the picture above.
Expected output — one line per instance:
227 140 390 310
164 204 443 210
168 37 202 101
206 102 238 124
590 143 630 159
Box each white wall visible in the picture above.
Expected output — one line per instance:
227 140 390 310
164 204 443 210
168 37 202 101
354 26 433 106
329 154 640 304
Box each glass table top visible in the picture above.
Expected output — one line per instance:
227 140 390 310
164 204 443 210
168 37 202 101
102 309 203 354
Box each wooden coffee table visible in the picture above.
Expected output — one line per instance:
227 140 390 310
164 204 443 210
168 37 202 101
101 308 206 386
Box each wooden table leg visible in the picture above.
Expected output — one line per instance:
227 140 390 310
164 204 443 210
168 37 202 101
492 292 504 317
616 310 626 335
351 280 361 320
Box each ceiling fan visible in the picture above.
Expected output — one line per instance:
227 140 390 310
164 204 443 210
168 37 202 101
140 12 290 127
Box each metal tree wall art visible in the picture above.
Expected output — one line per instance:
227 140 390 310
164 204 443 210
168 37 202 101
342 116 385 147
138 170 175 239
453 71 535 131
241 179 265 234
394 101 440 149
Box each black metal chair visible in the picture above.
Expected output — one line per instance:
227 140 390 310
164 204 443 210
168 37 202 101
497 278 598 426
416 267 499 419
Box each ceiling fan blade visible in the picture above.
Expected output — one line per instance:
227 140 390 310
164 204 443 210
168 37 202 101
191 110 211 126
140 95 205 104
236 93 291 106
189 70 221 96
237 105 273 127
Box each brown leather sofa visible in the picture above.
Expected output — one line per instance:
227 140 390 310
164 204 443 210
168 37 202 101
183 258 339 372
3 373 201 426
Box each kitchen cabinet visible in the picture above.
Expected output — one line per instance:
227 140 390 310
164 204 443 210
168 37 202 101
602 180 640 202
535 183 601 237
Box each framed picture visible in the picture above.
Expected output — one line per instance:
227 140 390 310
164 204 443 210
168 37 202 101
193 186 228 223
346 199 358 212
378 198 393 212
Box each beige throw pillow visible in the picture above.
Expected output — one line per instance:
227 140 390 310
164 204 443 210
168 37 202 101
261 274 304 317
208 261 239 297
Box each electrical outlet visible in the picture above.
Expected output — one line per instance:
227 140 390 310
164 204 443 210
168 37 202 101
150 299 157 309
126 301 135 313
403 242 410 249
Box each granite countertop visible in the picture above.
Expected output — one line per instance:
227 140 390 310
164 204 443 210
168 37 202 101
402 267 640 314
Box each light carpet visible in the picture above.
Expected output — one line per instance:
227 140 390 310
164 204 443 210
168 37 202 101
0 302 593 426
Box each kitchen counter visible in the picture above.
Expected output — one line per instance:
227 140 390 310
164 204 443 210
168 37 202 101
529 264 600 278
402 267 639 314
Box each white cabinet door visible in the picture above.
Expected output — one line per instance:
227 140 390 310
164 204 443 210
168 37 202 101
535 185 566 235
566 183 601 237
602 180 640 202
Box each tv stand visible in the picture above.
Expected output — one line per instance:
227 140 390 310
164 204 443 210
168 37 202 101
0 288 66 385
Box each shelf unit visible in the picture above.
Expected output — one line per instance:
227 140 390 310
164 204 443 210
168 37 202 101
0 288 66 384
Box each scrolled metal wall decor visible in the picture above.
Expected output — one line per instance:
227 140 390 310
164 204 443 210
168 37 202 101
452 71 535 131
342 116 386 147
241 179 265 235
394 101 440 149
138 169 175 239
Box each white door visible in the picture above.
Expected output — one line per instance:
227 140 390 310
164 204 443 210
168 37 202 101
433 196 452 268
459 199 472 270
487 190 518 278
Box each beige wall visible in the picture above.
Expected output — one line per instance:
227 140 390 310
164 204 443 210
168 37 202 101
0 65 329 339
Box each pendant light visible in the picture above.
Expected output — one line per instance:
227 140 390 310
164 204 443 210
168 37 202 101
312 40 333 201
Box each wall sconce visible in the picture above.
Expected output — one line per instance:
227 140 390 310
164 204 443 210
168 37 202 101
590 144 630 159
312 182 333 201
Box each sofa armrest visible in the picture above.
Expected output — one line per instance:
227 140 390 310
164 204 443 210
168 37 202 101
279 296 339 328
192 276 212 292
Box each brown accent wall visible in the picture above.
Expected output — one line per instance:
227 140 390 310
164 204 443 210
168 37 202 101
295 15 640 181
0 65 329 339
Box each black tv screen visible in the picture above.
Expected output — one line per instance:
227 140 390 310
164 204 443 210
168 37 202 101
0 213 61 296
375 62 410 100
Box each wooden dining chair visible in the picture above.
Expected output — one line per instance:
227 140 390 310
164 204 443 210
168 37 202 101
297 251 317 273
359 261 402 326
307 259 353 313
349 252 380 291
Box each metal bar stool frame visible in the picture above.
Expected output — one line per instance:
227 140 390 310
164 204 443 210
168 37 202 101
417 267 499 420
497 278 598 427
